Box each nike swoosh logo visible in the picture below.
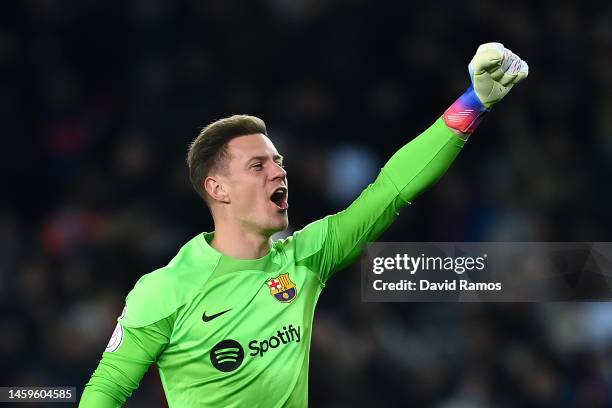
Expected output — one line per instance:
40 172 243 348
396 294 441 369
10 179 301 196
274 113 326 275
202 309 231 322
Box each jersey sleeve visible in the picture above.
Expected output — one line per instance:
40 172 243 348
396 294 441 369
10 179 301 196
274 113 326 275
79 316 174 407
294 117 466 283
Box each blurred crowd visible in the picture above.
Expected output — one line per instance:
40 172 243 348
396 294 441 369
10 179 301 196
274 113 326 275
2 0 612 406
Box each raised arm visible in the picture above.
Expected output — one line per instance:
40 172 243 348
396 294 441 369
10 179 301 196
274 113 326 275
293 42 528 283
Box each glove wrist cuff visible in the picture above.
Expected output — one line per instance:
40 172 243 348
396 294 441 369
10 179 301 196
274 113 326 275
443 86 491 134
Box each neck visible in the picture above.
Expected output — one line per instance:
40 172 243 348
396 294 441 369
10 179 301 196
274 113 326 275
210 222 272 259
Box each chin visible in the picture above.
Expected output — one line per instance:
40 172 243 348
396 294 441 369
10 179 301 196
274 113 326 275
266 215 289 235
274 219 289 233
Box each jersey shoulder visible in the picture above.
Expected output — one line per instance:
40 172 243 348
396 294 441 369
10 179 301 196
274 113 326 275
120 233 220 328
275 216 330 263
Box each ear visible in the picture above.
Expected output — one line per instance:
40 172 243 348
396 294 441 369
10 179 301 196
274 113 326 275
204 176 230 204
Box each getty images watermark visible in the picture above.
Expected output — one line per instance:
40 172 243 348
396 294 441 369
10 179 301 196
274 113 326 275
361 243 612 302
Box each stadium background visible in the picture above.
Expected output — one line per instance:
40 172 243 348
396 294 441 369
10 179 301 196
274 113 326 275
2 0 612 406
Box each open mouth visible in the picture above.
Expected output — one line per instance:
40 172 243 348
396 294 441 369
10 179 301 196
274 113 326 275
270 187 289 211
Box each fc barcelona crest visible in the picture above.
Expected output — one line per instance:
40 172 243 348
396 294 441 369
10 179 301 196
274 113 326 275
266 274 297 303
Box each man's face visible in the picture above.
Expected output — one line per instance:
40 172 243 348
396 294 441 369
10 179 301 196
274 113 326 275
219 133 289 236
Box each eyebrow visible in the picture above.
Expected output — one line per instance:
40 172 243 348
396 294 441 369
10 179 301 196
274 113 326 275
247 154 284 163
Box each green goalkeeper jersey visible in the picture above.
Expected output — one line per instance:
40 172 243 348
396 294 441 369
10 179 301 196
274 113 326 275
79 118 465 407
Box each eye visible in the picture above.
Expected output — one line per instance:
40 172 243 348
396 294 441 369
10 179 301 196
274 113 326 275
276 161 285 168
251 162 263 170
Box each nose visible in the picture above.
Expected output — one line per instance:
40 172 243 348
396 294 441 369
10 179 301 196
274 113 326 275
270 162 287 181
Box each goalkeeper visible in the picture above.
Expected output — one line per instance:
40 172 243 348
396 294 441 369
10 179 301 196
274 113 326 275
80 43 528 407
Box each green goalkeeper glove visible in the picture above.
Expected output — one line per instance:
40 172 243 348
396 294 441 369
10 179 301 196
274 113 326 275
444 42 529 134
470 42 529 108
